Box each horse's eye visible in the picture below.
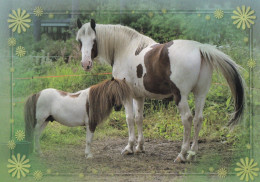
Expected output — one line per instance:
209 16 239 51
78 40 82 50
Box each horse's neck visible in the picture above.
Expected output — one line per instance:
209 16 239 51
96 24 156 65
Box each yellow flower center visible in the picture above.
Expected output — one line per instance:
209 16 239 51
16 163 22 170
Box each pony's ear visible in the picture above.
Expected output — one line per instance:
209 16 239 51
77 18 82 29
90 19 96 32
111 77 114 81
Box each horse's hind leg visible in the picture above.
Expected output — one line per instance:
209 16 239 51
134 97 145 153
34 121 48 155
187 63 212 161
174 95 193 163
186 95 206 161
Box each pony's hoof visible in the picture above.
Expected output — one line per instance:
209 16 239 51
174 154 186 163
186 151 196 161
135 146 145 154
85 153 93 159
121 148 133 155
35 150 43 156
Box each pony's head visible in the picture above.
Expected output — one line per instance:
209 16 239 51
76 19 98 71
88 78 132 132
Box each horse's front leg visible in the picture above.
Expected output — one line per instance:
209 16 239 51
121 98 135 155
133 97 145 153
85 125 94 159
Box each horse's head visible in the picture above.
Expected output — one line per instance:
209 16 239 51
76 19 98 71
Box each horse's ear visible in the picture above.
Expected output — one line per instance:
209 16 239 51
111 77 114 81
90 19 96 32
77 18 82 29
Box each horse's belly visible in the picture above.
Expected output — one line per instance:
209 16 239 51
51 102 86 127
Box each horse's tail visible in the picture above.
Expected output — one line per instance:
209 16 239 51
24 93 39 144
199 44 245 127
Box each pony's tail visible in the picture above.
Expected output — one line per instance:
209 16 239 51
199 44 245 127
24 93 39 150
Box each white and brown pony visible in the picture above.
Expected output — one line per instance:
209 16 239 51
76 19 245 162
24 78 131 158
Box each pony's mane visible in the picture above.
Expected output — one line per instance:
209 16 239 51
95 24 156 64
88 78 132 132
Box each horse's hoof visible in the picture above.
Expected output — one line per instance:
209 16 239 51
186 151 196 161
135 146 145 154
85 153 93 159
174 154 186 163
121 148 133 155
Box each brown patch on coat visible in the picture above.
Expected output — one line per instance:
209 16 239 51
143 41 181 105
136 64 143 78
88 79 132 132
69 93 80 98
57 90 68 96
91 39 98 59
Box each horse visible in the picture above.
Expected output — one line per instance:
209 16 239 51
76 19 245 162
24 78 131 158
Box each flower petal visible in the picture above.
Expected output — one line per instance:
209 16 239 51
17 25 21 34
236 6 242 15
245 6 251 15
12 155 18 163
21 10 26 18
17 169 21 179
12 169 17 177
12 24 18 32
21 13 30 20
17 8 21 17
21 167 30 173
247 10 255 16
8 159 16 165
8 167 16 173
242 5 246 14
20 155 26 163
21 159 30 165
12 10 18 18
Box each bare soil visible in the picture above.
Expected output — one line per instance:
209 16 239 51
38 137 233 181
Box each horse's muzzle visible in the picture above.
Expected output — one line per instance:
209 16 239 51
81 60 93 71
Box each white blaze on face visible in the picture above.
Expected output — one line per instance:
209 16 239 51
76 24 96 71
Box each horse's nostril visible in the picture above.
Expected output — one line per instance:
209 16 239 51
87 66 90 69
81 63 84 67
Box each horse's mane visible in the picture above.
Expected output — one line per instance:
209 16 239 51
88 78 132 132
95 24 156 64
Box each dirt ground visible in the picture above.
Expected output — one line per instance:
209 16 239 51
38 137 233 181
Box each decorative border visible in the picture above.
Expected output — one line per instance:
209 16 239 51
6 5 258 182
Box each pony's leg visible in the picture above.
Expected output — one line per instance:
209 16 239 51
186 95 206 161
34 121 48 154
85 125 94 159
121 98 135 155
174 95 193 163
134 97 145 153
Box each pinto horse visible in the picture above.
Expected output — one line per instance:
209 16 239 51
24 78 131 158
76 19 245 162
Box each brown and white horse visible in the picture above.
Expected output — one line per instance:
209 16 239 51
24 78 131 158
76 19 245 162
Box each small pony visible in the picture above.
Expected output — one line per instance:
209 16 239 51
24 78 131 158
